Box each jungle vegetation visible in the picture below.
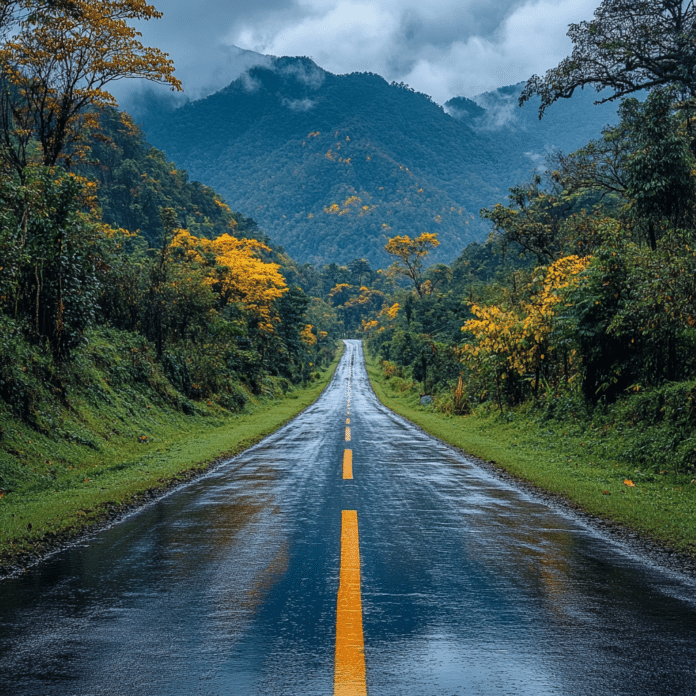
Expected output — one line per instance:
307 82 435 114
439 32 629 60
360 0 696 481
0 0 340 499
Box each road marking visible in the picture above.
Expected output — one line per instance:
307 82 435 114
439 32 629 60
346 418 350 424
345 426 351 441
335 510 366 696
343 450 353 479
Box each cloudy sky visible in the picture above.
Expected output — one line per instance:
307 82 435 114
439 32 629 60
121 0 600 106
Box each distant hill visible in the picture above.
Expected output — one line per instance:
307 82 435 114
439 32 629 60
136 56 621 266
446 83 624 168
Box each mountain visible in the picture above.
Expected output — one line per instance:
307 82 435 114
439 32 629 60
446 83 625 167
136 56 621 267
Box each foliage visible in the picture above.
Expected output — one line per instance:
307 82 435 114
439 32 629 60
620 90 696 243
0 166 106 359
385 232 440 297
480 176 578 263
171 229 287 331
521 0 696 116
0 0 181 171
460 256 590 408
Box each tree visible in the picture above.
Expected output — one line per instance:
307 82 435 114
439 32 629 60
621 90 696 246
0 166 106 358
480 176 577 264
348 258 372 286
520 0 696 117
385 232 439 297
170 228 287 333
0 0 181 172
461 255 590 404
141 206 177 357
273 286 311 381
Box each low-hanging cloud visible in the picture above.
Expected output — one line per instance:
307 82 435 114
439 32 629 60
114 0 599 108
282 97 318 111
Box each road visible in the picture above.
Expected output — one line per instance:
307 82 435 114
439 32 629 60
1 339 696 695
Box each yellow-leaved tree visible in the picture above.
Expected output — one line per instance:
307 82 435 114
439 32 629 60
0 0 182 172
385 232 439 297
171 230 287 333
461 255 589 404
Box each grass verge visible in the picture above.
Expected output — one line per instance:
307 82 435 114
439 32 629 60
366 354 696 557
0 346 342 572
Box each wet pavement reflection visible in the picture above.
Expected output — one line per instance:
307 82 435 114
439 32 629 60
1 340 696 695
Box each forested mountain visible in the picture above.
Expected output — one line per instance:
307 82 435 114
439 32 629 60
445 82 623 165
137 56 620 267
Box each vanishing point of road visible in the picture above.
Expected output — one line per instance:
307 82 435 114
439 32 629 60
2 340 696 695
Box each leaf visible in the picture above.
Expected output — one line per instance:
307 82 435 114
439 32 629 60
623 479 636 487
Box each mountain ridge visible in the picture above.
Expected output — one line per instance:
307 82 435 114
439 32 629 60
136 56 621 266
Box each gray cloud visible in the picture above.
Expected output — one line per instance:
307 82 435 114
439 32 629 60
112 0 600 108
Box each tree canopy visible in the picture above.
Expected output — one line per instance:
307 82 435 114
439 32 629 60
385 232 440 297
0 0 182 171
520 0 696 116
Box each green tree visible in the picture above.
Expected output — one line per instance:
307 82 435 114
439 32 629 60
520 0 696 116
480 176 580 264
385 232 439 297
0 166 105 358
141 206 177 358
348 258 372 286
621 90 696 247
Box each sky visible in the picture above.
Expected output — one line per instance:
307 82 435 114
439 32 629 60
119 0 600 107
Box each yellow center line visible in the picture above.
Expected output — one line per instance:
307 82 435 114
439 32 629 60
345 426 351 441
335 510 367 696
343 449 353 479
346 417 350 424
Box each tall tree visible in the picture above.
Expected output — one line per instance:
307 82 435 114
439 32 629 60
621 90 696 245
0 0 181 172
520 0 696 116
385 232 439 297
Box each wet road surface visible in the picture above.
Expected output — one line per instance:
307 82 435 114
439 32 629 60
2 339 696 694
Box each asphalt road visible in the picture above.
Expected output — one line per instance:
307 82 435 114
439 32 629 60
1 340 696 695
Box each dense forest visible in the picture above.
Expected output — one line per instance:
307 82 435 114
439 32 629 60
351 0 696 479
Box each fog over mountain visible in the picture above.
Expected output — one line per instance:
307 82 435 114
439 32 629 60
116 0 599 107
135 56 620 266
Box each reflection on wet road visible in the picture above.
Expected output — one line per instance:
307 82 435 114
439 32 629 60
2 339 696 695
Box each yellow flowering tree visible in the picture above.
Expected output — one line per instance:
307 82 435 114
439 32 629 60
385 232 439 297
0 0 182 172
171 230 287 333
461 255 590 403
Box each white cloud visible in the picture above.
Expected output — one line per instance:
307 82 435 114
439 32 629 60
114 0 600 107
233 2 396 76
230 0 598 103
398 0 599 102
282 97 318 110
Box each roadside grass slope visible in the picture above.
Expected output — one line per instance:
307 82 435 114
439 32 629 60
0 336 341 572
366 354 696 557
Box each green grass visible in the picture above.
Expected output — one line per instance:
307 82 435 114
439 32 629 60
0 346 342 571
366 355 696 557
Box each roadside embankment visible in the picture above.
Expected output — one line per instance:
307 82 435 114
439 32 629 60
0 344 342 574
366 354 696 566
